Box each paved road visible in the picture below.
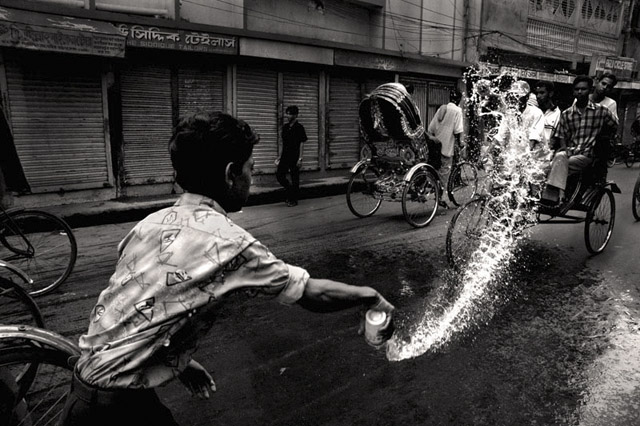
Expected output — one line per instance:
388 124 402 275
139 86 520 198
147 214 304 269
29 164 640 425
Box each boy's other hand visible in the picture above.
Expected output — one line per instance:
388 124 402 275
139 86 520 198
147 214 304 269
179 359 216 399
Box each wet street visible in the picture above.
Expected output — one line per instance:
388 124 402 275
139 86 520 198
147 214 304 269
31 165 640 426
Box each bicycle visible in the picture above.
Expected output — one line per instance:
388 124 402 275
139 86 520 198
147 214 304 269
632 172 640 221
0 324 79 425
624 141 640 168
0 204 77 296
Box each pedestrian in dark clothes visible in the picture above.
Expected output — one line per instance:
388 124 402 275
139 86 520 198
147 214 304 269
275 105 307 206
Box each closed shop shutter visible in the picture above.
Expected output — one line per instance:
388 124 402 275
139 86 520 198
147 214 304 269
283 71 319 170
5 57 109 193
236 67 278 173
178 65 225 118
428 82 454 125
327 75 361 168
120 64 174 185
364 77 391 95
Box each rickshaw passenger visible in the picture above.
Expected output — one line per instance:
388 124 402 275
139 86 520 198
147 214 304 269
540 75 617 205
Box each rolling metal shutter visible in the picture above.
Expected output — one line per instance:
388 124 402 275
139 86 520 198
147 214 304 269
283 71 319 170
120 64 174 185
327 75 361 168
178 65 225 118
236 67 278 173
5 59 109 193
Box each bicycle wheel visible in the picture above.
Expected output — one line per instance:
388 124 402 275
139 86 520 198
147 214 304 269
625 154 635 168
446 197 493 270
346 164 382 218
584 188 615 254
0 210 77 296
0 266 45 403
401 168 439 228
633 174 640 221
0 325 79 426
447 162 478 207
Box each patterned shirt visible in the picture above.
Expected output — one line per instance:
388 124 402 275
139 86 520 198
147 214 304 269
554 100 617 158
75 193 309 389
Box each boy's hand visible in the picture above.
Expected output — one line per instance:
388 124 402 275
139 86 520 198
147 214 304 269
179 359 216 400
357 294 395 341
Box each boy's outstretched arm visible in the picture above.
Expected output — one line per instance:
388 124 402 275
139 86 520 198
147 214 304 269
297 278 394 314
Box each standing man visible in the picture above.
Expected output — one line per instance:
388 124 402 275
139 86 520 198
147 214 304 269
427 89 464 207
534 81 561 150
591 72 618 123
275 105 307 207
541 75 617 205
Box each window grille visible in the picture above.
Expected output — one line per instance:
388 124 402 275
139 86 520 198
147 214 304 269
526 19 576 53
577 31 618 55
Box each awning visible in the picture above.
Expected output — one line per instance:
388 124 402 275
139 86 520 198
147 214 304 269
0 6 125 57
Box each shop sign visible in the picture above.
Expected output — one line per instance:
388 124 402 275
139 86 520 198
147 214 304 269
116 24 237 54
0 7 125 57
589 55 636 80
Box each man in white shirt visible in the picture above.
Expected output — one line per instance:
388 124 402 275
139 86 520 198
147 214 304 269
427 89 464 207
534 81 561 151
591 72 618 123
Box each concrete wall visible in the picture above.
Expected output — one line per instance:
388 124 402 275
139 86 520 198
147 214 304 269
180 0 243 28
243 0 382 48
384 0 475 61
480 0 529 54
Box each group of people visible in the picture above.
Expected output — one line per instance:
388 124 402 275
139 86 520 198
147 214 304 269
427 72 619 208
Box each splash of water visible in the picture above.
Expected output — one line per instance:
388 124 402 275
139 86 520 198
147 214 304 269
387 66 550 361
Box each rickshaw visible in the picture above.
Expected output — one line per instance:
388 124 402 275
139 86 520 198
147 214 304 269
446 153 620 271
345 83 442 228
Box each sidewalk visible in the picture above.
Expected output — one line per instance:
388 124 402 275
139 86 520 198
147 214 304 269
46 176 350 228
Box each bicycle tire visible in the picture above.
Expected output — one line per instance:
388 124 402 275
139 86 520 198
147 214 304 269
447 162 478 207
401 168 439 228
584 188 615 255
632 174 640 221
0 266 45 403
0 325 79 426
446 197 493 271
0 210 77 296
346 164 382 218
625 155 635 168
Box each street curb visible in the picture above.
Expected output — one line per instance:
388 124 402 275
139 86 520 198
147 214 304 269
56 179 349 228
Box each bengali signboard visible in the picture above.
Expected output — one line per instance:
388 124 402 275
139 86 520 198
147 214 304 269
116 24 237 54
478 63 575 84
0 7 125 57
589 55 636 80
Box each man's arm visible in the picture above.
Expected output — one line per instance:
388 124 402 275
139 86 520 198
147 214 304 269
296 278 394 314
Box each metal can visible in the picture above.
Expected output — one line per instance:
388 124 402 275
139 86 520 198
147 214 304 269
364 309 388 348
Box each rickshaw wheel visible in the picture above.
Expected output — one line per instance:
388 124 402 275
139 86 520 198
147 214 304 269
632 174 640 221
346 164 382 218
446 197 493 270
402 169 439 228
584 188 615 254
447 162 478 207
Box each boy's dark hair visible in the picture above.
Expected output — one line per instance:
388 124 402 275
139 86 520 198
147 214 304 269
169 111 259 197
573 75 593 89
535 80 555 94
449 89 462 104
599 72 618 87
404 83 415 95
285 105 299 115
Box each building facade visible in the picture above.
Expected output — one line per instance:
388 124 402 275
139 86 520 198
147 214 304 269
0 0 480 208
